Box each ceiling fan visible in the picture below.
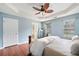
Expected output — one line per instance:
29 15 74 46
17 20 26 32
33 3 54 15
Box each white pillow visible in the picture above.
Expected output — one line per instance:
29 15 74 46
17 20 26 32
72 35 79 40
38 37 50 44
46 36 61 42
72 35 79 45
38 36 61 44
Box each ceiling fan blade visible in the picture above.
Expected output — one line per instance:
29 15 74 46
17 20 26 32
35 12 41 15
33 7 41 11
45 10 53 13
43 3 49 10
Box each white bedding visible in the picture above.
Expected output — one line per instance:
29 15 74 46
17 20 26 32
30 36 72 56
30 40 46 56
46 38 72 56
30 36 57 56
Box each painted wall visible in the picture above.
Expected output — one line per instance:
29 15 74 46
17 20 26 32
19 18 33 43
43 13 79 38
0 13 3 48
0 12 39 48
75 17 79 35
19 18 41 43
0 12 21 48
50 19 64 37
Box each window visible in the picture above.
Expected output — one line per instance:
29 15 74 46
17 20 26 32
64 19 75 39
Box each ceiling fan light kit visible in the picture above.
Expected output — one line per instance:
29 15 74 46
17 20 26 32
33 3 53 16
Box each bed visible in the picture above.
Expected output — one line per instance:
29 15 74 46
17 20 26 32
43 38 72 56
30 36 79 56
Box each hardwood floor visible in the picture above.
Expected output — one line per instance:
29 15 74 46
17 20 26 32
0 44 29 56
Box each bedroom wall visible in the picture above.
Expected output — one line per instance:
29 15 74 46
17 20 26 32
0 12 21 48
49 19 64 37
75 16 79 35
19 18 34 43
42 13 79 38
0 12 40 48
0 13 3 48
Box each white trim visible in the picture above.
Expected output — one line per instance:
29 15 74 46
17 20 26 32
0 47 4 49
17 41 28 45
0 41 28 49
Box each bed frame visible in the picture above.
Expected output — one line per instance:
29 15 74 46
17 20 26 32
27 35 32 56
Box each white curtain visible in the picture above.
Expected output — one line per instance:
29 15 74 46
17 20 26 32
32 23 38 42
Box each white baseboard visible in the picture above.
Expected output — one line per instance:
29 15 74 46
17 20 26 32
17 41 28 45
0 41 28 49
0 47 4 49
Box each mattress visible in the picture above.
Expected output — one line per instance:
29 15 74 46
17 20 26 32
46 38 72 56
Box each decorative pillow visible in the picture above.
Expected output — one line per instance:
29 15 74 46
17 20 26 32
38 36 61 45
71 35 79 55
72 35 79 41
71 43 79 55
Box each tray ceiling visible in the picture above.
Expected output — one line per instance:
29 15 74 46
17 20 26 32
0 3 79 21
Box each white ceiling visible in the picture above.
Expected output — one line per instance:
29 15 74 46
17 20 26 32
0 3 79 22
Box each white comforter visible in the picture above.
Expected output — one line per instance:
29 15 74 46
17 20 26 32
30 40 46 56
30 36 62 56
47 38 72 55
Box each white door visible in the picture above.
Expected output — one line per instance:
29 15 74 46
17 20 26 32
3 17 18 47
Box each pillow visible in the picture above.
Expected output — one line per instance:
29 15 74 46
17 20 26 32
72 35 79 41
38 36 61 44
72 35 79 45
38 37 51 44
71 43 79 55
71 35 79 55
